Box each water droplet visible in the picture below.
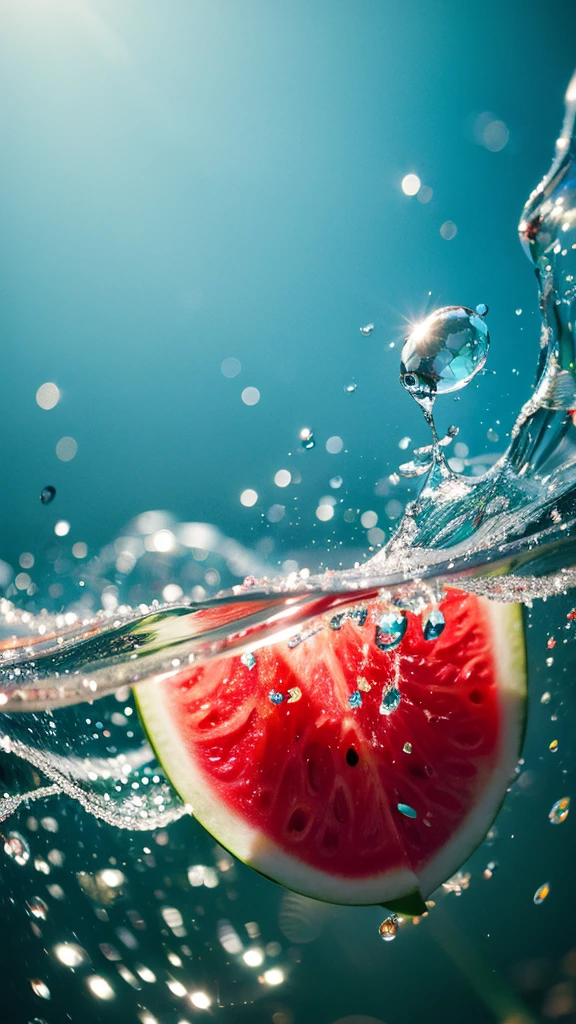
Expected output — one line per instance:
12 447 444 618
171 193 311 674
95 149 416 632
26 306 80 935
483 860 498 879
379 914 399 941
329 614 345 630
515 308 522 315
541 691 551 704
397 802 418 819
348 690 362 709
299 427 315 450
40 486 56 505
329 475 343 489
30 980 50 1000
549 796 570 824
241 652 256 670
422 608 446 641
357 676 371 692
343 383 357 394
268 690 284 705
403 742 412 754
349 606 368 627
360 323 374 336
475 303 489 317
549 739 559 752
26 896 48 920
533 882 550 904
400 306 490 398
4 830 30 866
287 687 302 703
375 611 407 650
380 685 402 715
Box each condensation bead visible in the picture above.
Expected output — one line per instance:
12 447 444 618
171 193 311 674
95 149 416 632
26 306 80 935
400 306 490 398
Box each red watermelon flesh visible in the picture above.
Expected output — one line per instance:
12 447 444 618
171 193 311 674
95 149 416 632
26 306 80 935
136 588 526 907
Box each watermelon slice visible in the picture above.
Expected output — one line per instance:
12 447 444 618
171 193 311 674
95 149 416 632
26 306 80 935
136 589 526 910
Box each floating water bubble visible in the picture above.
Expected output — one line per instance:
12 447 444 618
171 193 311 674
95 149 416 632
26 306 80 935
343 383 357 394
300 427 315 449
400 306 490 399
475 303 489 317
378 914 399 941
381 685 402 714
268 690 284 705
360 322 374 336
483 860 498 879
348 690 362 709
241 652 256 670
397 802 417 818
330 475 343 489
329 613 345 630
375 610 407 650
403 742 412 754
40 485 56 505
550 739 559 753
287 687 302 703
357 676 371 692
422 608 446 640
549 796 570 824
534 882 550 905
4 830 30 866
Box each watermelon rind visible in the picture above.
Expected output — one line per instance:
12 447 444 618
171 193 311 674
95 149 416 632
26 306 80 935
135 598 526 908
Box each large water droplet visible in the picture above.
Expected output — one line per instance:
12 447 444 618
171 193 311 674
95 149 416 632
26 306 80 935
422 608 446 641
375 611 407 650
360 323 374 336
379 914 399 941
400 306 490 399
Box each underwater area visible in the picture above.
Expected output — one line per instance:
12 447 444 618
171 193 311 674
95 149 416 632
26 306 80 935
3 1 576 1022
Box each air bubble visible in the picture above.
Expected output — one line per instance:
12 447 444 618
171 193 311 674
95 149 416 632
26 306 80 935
348 690 362 709
360 323 374 336
533 882 550 905
241 652 256 670
400 306 490 398
343 383 357 394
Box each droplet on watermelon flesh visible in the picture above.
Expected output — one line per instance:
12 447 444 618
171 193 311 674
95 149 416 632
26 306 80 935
375 611 407 650
136 589 526 910
380 685 402 715
422 608 446 641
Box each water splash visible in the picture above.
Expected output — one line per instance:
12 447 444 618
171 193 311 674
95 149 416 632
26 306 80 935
2 73 576 832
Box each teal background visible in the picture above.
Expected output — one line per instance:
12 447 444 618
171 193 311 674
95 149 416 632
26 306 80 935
1 2 576 1023
0 0 575 573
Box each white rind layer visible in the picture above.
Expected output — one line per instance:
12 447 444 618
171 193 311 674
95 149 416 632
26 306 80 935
135 597 526 906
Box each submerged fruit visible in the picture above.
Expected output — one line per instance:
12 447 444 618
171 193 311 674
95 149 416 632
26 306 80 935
136 589 525 909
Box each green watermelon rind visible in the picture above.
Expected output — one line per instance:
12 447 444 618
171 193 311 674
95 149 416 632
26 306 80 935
135 598 526 909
